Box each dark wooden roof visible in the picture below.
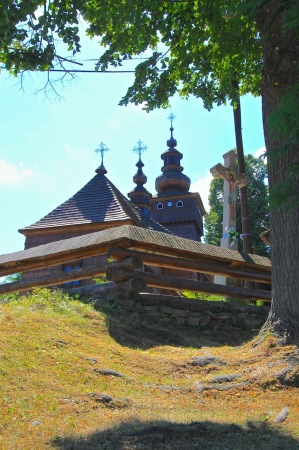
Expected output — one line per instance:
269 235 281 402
0 225 271 277
19 173 168 235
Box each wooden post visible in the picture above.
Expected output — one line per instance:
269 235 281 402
0 265 107 295
232 80 253 255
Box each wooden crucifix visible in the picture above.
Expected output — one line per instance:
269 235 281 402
210 150 248 250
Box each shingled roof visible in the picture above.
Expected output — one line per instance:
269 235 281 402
19 172 169 235
0 225 271 277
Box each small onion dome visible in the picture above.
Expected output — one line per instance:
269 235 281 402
128 156 152 213
133 159 147 186
95 141 109 175
95 163 107 175
167 126 177 148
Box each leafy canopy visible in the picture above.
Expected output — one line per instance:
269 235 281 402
0 0 83 74
86 0 262 110
1 1 261 109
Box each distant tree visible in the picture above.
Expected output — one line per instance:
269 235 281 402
205 154 269 256
2 273 22 284
204 178 224 247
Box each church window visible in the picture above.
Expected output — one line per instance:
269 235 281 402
176 200 184 207
157 202 163 210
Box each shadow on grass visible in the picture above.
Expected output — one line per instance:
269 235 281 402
102 309 258 350
52 419 299 450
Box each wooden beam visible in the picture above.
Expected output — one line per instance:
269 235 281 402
110 256 143 271
106 267 271 302
106 257 143 282
0 265 107 295
107 247 271 284
0 257 143 295
0 238 132 278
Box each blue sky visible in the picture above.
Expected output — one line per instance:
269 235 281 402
0 35 265 256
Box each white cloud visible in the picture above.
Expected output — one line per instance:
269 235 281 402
63 144 92 162
191 173 213 213
0 160 35 185
253 146 266 159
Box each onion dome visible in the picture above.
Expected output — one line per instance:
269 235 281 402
128 140 152 215
95 141 109 175
155 114 190 195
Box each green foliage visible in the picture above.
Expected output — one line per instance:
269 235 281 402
0 1 261 109
204 178 224 246
239 0 299 36
182 291 226 302
205 153 270 256
0 274 23 302
85 1 262 111
0 287 86 316
93 276 107 284
1 273 22 283
0 1 83 74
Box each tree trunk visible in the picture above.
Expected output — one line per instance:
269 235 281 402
258 1 299 343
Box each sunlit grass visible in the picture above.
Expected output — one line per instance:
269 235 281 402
0 289 298 449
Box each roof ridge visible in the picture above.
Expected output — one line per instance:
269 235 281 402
105 177 145 227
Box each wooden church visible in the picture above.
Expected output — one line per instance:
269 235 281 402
19 119 206 287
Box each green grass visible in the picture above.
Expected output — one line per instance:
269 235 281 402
0 289 298 449
182 291 227 301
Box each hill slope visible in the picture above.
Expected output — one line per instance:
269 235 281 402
0 290 298 449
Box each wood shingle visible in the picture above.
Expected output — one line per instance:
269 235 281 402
19 173 169 236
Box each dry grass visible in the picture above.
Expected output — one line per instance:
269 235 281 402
0 289 298 449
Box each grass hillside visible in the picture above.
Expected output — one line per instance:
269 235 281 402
0 289 298 449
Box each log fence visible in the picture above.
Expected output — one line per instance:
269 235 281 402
0 225 271 302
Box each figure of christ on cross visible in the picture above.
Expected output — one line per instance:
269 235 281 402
210 150 248 249
210 151 248 285
211 164 245 221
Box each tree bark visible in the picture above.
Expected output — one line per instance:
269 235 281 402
258 1 299 343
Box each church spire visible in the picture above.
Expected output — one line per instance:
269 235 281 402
128 140 152 214
95 141 109 175
167 112 177 148
155 113 191 195
150 112 205 242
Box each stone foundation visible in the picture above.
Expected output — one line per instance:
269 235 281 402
71 284 270 333
117 293 269 332
70 282 270 332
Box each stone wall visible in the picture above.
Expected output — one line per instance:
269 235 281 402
116 293 269 332
74 283 270 333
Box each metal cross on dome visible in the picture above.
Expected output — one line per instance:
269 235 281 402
167 111 177 127
133 139 148 159
95 141 109 165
